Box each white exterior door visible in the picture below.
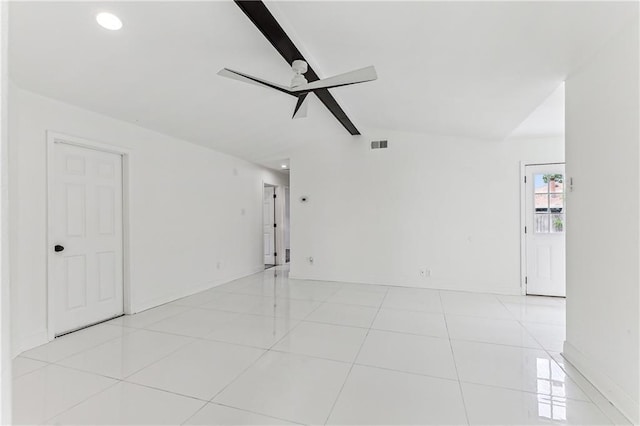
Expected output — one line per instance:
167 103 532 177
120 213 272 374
51 142 124 335
525 163 566 297
263 186 275 265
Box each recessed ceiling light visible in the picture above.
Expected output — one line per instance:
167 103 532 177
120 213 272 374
96 12 123 31
281 164 288 169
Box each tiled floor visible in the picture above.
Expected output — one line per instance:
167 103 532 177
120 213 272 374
13 267 628 425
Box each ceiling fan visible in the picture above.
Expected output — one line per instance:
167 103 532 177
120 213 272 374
218 60 377 119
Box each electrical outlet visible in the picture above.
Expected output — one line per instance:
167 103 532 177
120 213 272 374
419 268 431 278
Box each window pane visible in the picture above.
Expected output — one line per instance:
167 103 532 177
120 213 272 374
535 193 549 211
534 174 548 193
549 194 564 212
551 214 565 233
535 214 550 233
548 174 564 193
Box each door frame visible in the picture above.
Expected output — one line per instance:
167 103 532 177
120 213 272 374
46 131 132 341
519 161 566 296
261 180 285 267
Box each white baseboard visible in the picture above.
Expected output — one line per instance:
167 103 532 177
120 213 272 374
14 329 49 357
563 341 638 424
132 266 265 314
15 267 267 356
288 273 521 295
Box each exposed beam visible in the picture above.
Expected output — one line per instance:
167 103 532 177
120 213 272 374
234 0 361 135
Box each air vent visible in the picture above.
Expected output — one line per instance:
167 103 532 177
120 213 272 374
371 140 388 149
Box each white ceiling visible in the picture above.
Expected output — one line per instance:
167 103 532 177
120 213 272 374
8 1 635 167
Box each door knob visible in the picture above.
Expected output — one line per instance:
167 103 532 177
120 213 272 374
54 245 64 252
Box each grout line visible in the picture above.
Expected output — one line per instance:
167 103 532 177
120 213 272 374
42 376 123 423
182 401 303 426
439 289 471 426
322 287 390 425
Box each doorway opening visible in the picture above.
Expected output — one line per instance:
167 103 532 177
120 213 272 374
284 186 290 263
263 184 276 269
522 163 566 297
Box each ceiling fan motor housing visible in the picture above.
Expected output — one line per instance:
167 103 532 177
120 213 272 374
291 60 308 87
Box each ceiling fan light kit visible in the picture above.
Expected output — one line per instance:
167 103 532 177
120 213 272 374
218 1 377 135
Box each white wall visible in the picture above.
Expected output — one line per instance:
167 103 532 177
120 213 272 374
564 16 639 423
9 84 288 354
0 1 12 422
290 129 563 294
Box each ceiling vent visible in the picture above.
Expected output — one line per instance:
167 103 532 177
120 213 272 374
371 140 388 149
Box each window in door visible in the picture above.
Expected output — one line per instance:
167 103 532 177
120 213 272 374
533 173 565 234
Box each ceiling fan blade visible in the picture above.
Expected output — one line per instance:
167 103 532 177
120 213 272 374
217 68 294 97
292 94 309 119
291 66 377 93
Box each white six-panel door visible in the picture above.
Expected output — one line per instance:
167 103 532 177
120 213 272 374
525 163 566 297
263 186 275 265
51 142 124 335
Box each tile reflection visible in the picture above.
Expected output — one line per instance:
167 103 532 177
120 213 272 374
537 357 567 421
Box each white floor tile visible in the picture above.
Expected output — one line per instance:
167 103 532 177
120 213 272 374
12 356 48 378
462 382 612 425
382 287 443 312
498 295 566 307
503 302 566 325
204 314 299 349
58 329 193 379
249 298 322 320
199 293 274 314
13 364 116 425
522 322 566 352
451 340 590 401
440 291 514 319
327 365 467 425
214 351 350 425
325 288 387 307
108 304 189 329
145 308 240 337
264 282 339 302
16 269 605 426
306 302 379 328
47 382 205 425
184 403 300 425
356 329 458 380
446 314 542 348
372 309 448 337
127 339 265 400
550 353 631 425
272 321 368 362
21 323 131 363
168 288 228 308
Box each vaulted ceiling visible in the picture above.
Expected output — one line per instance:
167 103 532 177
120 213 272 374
8 1 635 167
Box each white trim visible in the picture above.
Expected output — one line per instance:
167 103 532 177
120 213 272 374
519 161 527 296
262 180 286 267
46 131 132 341
563 341 637 424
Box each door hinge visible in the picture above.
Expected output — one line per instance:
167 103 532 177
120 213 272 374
273 223 277 228
524 226 527 234
273 194 277 199
274 252 277 257
524 176 527 183
525 276 528 284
